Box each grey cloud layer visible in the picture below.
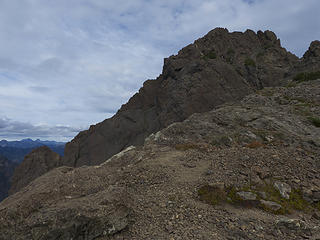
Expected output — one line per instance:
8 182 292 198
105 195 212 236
0 117 81 141
0 0 319 140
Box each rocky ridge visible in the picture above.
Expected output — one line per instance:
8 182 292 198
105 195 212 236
0 79 319 239
63 28 300 168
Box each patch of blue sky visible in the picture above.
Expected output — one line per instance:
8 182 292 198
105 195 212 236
0 72 19 84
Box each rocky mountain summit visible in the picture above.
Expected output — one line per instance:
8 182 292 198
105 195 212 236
63 28 301 167
0 78 319 239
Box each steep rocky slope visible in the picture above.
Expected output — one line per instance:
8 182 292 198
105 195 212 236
0 79 319 239
9 146 61 195
63 28 300 167
0 156 16 201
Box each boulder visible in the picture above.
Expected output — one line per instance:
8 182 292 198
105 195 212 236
260 199 282 211
236 191 257 201
274 181 292 199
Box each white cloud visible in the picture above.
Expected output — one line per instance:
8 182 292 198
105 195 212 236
0 0 319 140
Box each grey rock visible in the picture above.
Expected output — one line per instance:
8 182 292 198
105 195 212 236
312 191 320 201
205 169 214 175
257 191 267 199
208 182 225 191
0 166 130 240
260 199 282 211
274 181 292 199
276 218 306 231
236 191 257 201
312 212 320 220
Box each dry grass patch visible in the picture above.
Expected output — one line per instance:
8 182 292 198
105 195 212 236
245 141 264 149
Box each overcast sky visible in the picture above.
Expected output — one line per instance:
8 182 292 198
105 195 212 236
0 0 319 141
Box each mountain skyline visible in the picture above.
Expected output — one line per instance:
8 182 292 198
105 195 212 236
0 0 319 141
0 138 65 163
0 138 65 146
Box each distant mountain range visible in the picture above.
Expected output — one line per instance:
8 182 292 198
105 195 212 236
0 138 65 150
0 139 65 163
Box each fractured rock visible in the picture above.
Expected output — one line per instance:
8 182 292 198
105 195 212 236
236 191 257 201
260 199 282 211
274 181 292 199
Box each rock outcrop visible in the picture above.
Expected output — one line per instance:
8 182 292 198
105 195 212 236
9 146 61 195
0 156 16 201
301 40 320 71
63 28 300 167
0 79 319 239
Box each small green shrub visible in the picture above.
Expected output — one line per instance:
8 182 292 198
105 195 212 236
286 81 297 88
286 189 309 211
226 49 235 63
308 116 320 127
244 58 256 67
257 88 274 96
263 43 273 49
206 50 217 59
198 181 316 215
256 52 264 58
227 48 235 55
225 186 242 203
175 143 199 151
293 71 320 82
198 185 226 206
211 135 232 147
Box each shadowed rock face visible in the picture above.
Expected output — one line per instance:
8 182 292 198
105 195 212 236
0 156 16 201
63 28 300 167
9 146 61 195
301 40 320 71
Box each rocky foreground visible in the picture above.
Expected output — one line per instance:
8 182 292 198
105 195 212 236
0 79 319 239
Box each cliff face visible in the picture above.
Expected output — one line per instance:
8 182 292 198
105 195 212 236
0 79 319 239
9 146 61 195
63 28 300 167
0 156 16 201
